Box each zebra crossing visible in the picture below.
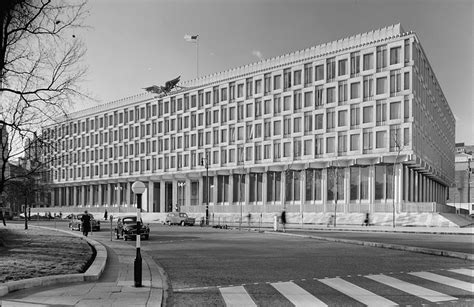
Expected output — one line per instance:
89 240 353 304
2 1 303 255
217 267 473 306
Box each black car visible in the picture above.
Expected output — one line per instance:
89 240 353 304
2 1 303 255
115 216 150 241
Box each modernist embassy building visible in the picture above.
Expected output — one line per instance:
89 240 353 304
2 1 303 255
44 24 455 220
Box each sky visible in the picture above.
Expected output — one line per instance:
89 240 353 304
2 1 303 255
76 0 473 144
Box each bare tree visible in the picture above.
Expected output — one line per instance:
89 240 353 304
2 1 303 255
327 160 344 227
0 0 88 197
390 126 404 228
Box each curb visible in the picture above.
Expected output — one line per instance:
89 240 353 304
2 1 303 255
0 226 107 297
266 231 474 261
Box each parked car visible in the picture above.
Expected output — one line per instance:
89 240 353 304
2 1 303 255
68 213 101 231
115 216 150 241
165 212 195 226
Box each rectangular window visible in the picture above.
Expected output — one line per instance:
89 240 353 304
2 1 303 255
326 58 336 81
283 69 291 90
315 113 324 130
390 70 402 95
360 166 369 200
273 75 281 90
350 52 360 75
363 76 373 100
390 46 401 65
390 101 401 120
376 100 387 124
274 95 281 114
350 105 360 126
293 70 302 86
264 74 271 94
338 134 347 153
363 53 373 70
338 82 347 103
350 134 359 151
304 64 313 85
338 59 347 76
363 129 373 150
326 137 335 153
315 65 324 81
315 86 324 107
404 39 410 63
273 120 281 136
304 112 312 132
404 72 410 90
376 46 387 70
350 82 360 99
283 96 291 111
315 137 324 155
304 91 312 107
283 116 291 136
338 110 347 127
304 139 312 155
363 106 373 123
350 167 359 201
326 109 335 129
376 130 386 148
293 91 302 110
376 77 387 95
375 165 385 200
293 117 301 133
264 99 272 114
327 87 336 104
255 79 262 94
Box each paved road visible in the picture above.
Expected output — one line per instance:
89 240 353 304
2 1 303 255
13 221 474 306
290 230 474 254
143 225 473 306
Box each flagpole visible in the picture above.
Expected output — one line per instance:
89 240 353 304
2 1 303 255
196 38 199 78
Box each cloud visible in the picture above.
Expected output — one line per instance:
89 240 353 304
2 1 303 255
252 50 263 60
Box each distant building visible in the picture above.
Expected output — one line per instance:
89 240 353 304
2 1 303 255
448 144 473 213
42 24 455 219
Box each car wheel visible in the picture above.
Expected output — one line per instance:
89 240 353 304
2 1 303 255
180 221 185 226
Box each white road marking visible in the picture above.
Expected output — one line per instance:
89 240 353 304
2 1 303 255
320 277 398 307
366 274 457 302
448 268 474 277
409 271 474 293
271 281 328 307
219 286 257 307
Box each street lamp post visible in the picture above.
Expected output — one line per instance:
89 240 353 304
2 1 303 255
201 153 209 225
178 181 185 210
131 181 146 287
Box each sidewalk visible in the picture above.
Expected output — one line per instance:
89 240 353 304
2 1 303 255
0 229 164 307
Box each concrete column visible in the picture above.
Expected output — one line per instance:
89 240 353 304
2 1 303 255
281 171 286 207
322 168 327 213
300 170 306 218
148 180 154 213
106 184 111 206
368 165 375 213
229 175 234 204
198 177 204 208
98 185 102 206
65 187 70 207
262 172 268 206
396 164 403 211
72 186 77 207
159 181 165 212
81 186 86 206
414 171 418 202
244 173 250 206
185 179 192 207
344 167 350 212
58 188 62 207
51 189 55 207
212 176 218 206
89 185 94 206
125 182 130 207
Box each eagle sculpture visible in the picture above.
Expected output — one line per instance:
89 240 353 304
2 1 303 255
144 76 182 95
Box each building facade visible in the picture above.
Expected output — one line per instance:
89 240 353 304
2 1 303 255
43 24 455 220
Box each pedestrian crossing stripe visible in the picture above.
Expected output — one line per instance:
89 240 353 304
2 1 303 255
219 286 257 307
366 274 457 302
319 277 398 306
213 269 472 306
449 268 474 277
271 281 327 307
409 271 474 293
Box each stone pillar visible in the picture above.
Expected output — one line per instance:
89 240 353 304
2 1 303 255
244 173 250 206
51 189 55 207
198 177 204 208
414 171 418 202
58 188 62 207
65 187 70 207
148 180 154 213
89 185 94 206
185 179 192 207
368 165 375 213
81 186 86 206
281 171 286 208
98 184 103 206
344 167 350 212
322 168 327 213
229 175 234 205
262 172 267 207
106 184 111 207
126 182 131 207
212 176 218 206
160 181 166 212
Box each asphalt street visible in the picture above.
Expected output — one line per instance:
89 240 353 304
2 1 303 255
9 220 474 306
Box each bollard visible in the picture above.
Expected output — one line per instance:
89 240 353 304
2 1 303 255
273 215 278 231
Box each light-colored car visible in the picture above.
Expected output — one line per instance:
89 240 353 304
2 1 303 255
68 213 101 231
165 212 195 226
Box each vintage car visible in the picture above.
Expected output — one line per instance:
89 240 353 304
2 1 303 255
115 216 150 241
165 212 195 226
68 213 101 231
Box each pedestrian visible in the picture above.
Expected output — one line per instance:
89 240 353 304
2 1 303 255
247 212 252 230
327 215 334 227
363 213 370 226
281 210 286 232
81 210 91 237
104 209 108 221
